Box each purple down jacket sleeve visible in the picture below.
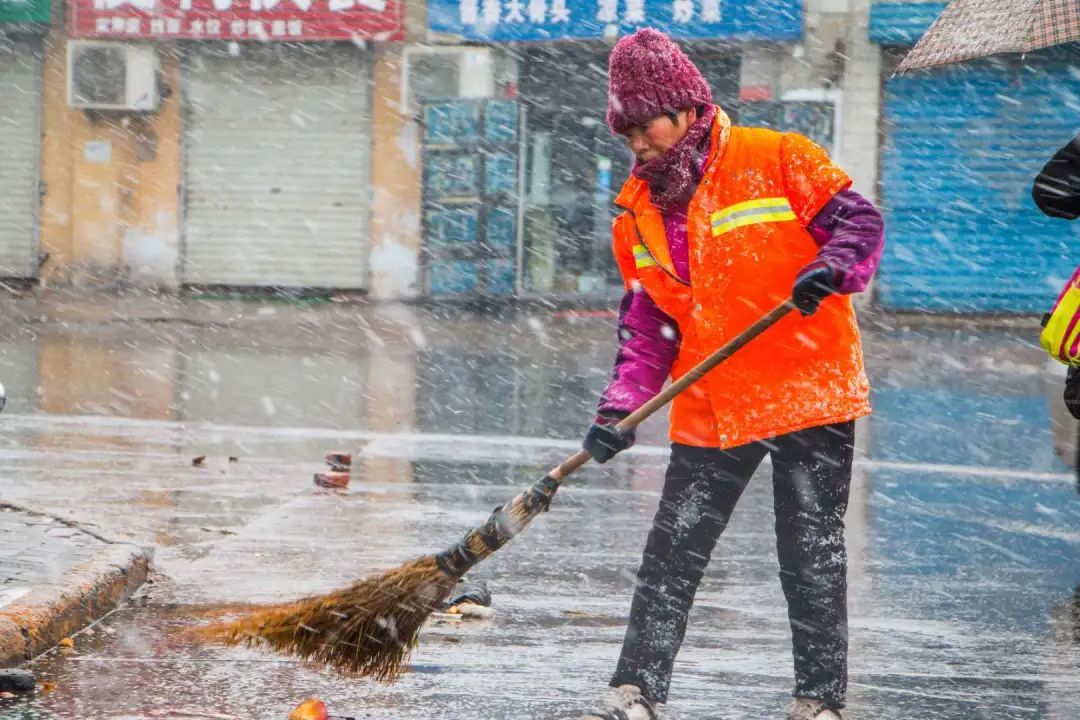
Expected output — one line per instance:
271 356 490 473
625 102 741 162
597 288 680 417
803 188 885 294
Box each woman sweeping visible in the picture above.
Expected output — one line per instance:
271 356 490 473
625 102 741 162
579 29 885 720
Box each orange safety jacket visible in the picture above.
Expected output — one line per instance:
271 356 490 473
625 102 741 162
611 107 871 449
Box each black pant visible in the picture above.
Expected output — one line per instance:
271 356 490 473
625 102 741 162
610 422 854 707
1067 367 1080 492
1066 366 1080 420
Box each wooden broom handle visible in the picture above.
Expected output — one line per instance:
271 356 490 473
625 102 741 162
549 298 796 482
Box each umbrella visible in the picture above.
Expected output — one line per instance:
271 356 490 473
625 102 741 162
898 0 1080 73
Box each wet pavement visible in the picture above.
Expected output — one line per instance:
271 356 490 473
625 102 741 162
0 506 107 611
0 296 1076 719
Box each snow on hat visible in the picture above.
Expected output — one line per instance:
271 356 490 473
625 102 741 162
606 28 712 135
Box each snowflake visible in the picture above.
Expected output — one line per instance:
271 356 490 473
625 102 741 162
672 0 693 23
460 0 479 24
596 0 616 23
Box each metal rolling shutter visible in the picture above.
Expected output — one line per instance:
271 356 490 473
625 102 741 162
879 48 1080 312
182 43 370 289
0 38 41 279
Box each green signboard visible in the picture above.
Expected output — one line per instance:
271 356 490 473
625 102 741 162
0 0 50 24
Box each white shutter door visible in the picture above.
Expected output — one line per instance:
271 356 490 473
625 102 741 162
0 39 41 279
183 44 370 288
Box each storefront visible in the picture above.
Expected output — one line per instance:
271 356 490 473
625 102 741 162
0 0 48 280
181 42 374 288
69 0 404 290
871 2 1079 313
423 0 804 299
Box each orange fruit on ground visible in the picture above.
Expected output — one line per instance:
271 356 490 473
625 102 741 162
288 698 328 720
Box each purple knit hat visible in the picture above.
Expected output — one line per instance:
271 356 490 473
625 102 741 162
606 28 712 135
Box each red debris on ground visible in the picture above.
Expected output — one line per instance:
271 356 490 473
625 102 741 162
325 451 351 471
313 472 350 489
314 450 352 488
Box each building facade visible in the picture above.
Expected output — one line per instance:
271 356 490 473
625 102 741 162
870 1 1078 313
24 0 1071 315
404 0 886 301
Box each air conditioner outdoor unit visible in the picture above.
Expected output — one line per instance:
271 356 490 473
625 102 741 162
67 41 159 112
401 46 495 112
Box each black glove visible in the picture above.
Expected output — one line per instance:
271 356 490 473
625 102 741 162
792 265 837 316
583 412 635 464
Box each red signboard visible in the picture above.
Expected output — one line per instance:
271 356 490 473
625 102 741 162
69 0 404 41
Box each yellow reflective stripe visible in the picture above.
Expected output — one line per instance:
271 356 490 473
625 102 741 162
711 197 792 225
710 197 793 226
632 243 657 269
712 209 797 236
710 198 796 237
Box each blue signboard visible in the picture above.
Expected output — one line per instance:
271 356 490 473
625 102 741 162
426 207 481 248
428 0 803 42
485 206 518 254
425 101 481 145
423 98 523 297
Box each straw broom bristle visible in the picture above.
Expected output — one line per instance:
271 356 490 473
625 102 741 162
196 555 457 682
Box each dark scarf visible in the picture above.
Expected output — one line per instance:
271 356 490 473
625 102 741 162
632 104 717 214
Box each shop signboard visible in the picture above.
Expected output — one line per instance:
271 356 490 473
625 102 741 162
428 0 803 42
0 0 50 23
69 0 404 40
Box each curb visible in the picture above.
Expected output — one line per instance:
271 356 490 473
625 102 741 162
0 540 151 667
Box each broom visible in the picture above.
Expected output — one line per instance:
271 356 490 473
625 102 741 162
198 298 797 682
